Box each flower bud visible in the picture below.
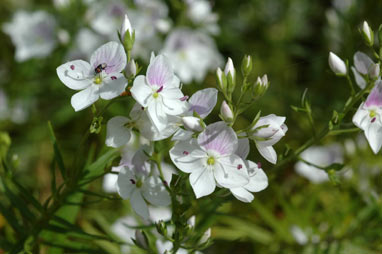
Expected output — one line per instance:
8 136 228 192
369 63 380 79
120 14 135 50
224 57 236 95
125 59 137 77
328 52 347 75
220 100 234 122
134 230 149 250
216 67 227 92
253 74 269 98
182 116 204 132
362 21 373 47
241 55 253 76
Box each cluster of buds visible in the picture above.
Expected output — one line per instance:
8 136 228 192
216 57 236 99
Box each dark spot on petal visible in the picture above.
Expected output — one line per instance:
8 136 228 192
183 151 189 155
111 76 117 80
70 65 75 70
130 179 136 184
257 162 262 168
237 164 242 170
371 117 376 123
141 107 144 110
157 86 164 93
180 96 189 101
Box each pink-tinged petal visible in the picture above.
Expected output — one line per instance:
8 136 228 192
256 145 277 164
245 160 268 192
131 189 150 220
90 41 127 74
214 155 249 188
351 67 366 89
131 75 153 107
365 121 382 154
70 85 99 111
365 81 382 107
169 140 207 173
56 60 92 90
146 55 174 87
142 176 171 206
197 121 238 156
189 168 216 198
116 167 136 200
354 51 374 75
188 88 218 118
106 116 131 148
230 187 254 203
100 73 127 100
352 103 369 130
147 98 168 131
236 137 249 159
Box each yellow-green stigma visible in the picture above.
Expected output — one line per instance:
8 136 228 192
94 76 102 84
369 110 376 118
136 179 143 188
207 156 215 165
153 92 159 98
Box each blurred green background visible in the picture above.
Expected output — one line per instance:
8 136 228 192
1 0 382 253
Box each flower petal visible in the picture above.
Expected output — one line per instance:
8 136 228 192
56 60 92 90
230 187 254 203
169 139 206 173
236 137 249 159
131 189 150 220
352 103 369 130
131 75 153 107
214 155 249 188
256 145 277 164
351 67 366 89
354 51 374 75
99 73 127 100
147 98 168 131
70 85 99 111
189 168 216 198
142 176 171 206
116 167 136 200
365 120 382 154
188 88 218 118
198 121 238 156
172 128 193 141
106 116 131 148
245 160 268 192
146 54 174 87
90 41 126 74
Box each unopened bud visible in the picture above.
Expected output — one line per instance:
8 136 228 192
120 14 135 50
362 21 373 47
134 230 149 249
328 52 347 75
241 55 253 76
369 63 380 79
224 58 236 95
216 67 227 92
220 100 234 122
182 116 204 132
125 59 137 77
253 74 269 97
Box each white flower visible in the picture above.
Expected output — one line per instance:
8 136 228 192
290 226 308 245
120 14 133 40
117 149 171 219
229 138 268 203
249 114 287 164
130 53 188 131
295 144 343 183
2 11 57 62
351 51 375 89
328 52 347 75
161 28 223 83
57 42 127 111
353 81 382 153
170 122 249 198
185 0 219 35
156 240 188 254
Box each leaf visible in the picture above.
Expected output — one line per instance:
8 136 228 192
47 121 67 180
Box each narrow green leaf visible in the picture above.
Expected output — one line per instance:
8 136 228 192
47 121 67 179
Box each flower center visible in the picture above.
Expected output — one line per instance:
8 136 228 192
207 156 215 165
94 75 103 84
153 92 159 98
369 110 376 118
136 179 143 188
